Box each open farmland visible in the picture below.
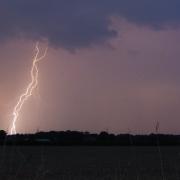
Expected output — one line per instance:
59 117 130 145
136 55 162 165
0 146 180 180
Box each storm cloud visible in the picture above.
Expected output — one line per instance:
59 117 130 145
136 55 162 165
0 0 180 49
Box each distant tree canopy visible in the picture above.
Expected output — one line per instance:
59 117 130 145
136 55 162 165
0 130 6 142
1 130 180 146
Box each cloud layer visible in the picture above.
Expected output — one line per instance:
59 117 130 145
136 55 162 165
0 0 180 49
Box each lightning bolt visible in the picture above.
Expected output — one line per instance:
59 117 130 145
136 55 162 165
9 42 48 135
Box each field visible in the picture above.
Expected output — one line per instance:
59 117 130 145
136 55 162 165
0 146 180 180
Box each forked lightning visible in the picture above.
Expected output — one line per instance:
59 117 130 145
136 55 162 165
9 42 48 135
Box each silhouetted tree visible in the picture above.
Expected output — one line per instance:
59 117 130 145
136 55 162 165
0 130 6 143
2 130 180 146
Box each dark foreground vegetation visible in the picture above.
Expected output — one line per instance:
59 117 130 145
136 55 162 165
0 146 180 180
0 130 180 179
0 130 180 145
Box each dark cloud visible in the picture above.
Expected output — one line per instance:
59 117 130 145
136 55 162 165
0 0 180 49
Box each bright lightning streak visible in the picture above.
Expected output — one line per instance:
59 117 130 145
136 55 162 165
9 42 48 135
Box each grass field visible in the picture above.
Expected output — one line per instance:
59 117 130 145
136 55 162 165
0 146 179 180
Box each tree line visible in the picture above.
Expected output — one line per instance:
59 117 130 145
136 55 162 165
0 130 180 146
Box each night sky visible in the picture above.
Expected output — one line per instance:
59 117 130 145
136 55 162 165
1 1 180 134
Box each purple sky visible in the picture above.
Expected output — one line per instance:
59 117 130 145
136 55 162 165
1 1 180 134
